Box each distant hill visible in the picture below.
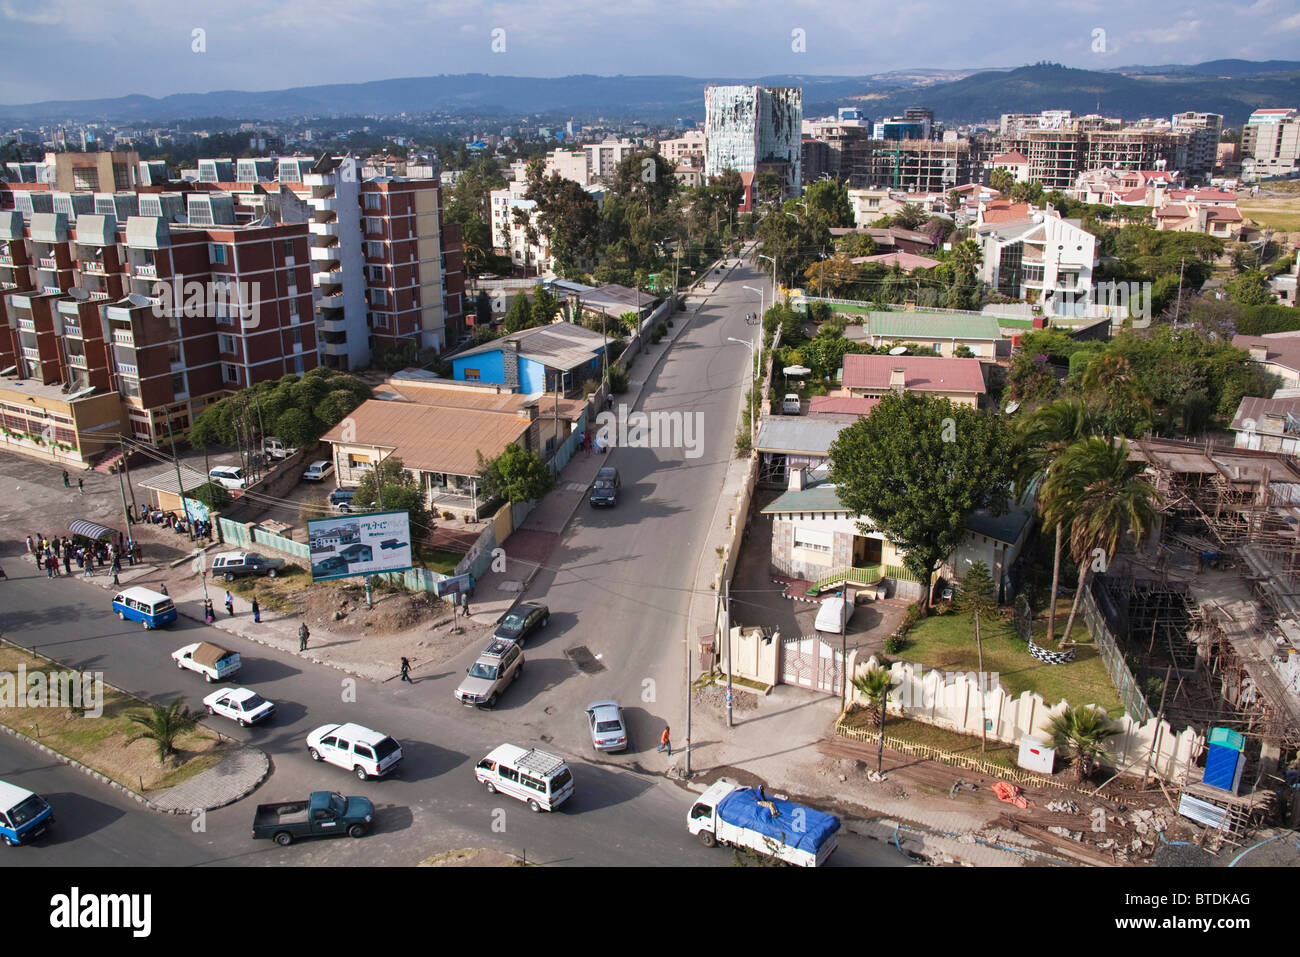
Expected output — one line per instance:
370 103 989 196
0 61 1296 127
855 63 1300 126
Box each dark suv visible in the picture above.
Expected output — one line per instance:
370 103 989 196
589 467 620 507
211 551 285 582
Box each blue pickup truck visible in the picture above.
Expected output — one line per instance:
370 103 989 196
251 791 374 846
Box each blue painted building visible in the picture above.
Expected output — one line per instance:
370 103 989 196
451 322 608 396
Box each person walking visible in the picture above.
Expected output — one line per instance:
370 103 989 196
460 591 470 619
111 554 121 586
204 599 215 624
400 657 412 683
62 470 69 488
25 535 34 556
657 725 672 757
224 590 234 617
251 598 261 624
298 622 310 652
62 551 70 577
159 583 168 596
44 555 54 579
77 477 84 493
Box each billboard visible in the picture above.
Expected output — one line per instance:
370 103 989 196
307 510 413 582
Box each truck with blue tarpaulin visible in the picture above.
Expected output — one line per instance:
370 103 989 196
688 780 840 866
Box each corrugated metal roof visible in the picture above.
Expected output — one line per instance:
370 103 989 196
754 419 849 455
321 400 530 477
867 312 1002 341
455 322 606 370
761 483 848 514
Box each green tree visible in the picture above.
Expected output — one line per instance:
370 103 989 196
354 456 432 544
127 699 198 767
1045 706 1121 782
531 284 559 327
190 481 232 511
1040 437 1160 645
503 291 533 333
275 407 316 449
955 560 997 617
890 203 927 230
839 232 878 257
989 168 1014 195
525 169 600 272
1015 398 1098 642
804 178 854 228
477 443 556 505
828 392 1017 613
1224 270 1275 306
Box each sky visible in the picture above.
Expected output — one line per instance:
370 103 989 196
1 0 1300 105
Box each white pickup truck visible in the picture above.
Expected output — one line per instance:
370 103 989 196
172 642 242 683
688 780 840 867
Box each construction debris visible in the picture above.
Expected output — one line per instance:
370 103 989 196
1045 799 1080 814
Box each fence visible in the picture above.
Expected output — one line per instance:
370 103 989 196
1080 577 1155 722
835 713 1063 788
845 652 1202 783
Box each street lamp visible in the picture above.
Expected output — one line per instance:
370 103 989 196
742 284 764 379
726 337 756 443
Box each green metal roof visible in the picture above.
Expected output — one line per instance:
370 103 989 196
761 484 849 514
866 312 1003 342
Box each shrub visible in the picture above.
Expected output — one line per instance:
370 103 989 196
581 378 600 398
609 366 629 394
607 339 627 362
884 634 906 655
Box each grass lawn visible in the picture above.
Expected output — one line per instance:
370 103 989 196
227 566 310 612
0 643 226 795
841 708 1023 774
897 610 1125 716
1238 199 1300 232
420 548 466 576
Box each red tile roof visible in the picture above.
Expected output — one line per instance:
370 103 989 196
841 354 987 395
1155 204 1189 218
980 203 1033 224
1206 207 1242 222
992 151 1028 164
854 251 942 270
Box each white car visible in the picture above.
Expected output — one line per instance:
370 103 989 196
302 460 333 482
202 687 275 727
306 723 403 780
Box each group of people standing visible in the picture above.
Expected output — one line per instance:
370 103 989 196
25 533 138 584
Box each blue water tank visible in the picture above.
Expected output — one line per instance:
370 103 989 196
1202 743 1245 794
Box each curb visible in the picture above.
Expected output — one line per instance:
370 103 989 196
0 716 270 816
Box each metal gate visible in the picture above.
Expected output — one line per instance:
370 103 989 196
780 635 843 695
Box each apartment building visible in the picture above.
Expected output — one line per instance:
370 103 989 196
997 112 1187 191
0 192 316 464
1242 108 1300 179
1171 111 1223 180
655 130 706 165
47 149 139 192
489 180 553 275
977 206 1098 317
846 138 972 193
704 85 803 200
583 139 639 182
800 115 871 186
305 156 366 371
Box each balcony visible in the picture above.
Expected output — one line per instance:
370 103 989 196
38 256 58 270
63 323 82 338
113 329 135 346
17 318 35 332
318 292 346 309
310 245 340 261
0 252 12 265
68 354 87 368
309 221 340 239
321 341 352 357
22 348 40 362
79 260 107 275
116 362 138 377
134 263 157 279
310 196 340 214
312 265 342 286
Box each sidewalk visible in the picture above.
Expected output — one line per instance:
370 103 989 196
466 258 744 626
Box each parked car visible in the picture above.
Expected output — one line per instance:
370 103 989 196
585 700 628 752
251 791 373 846
306 723 403 780
589 466 620 507
455 638 524 708
493 603 549 647
211 551 284 581
339 543 373 564
208 465 247 490
328 488 356 510
782 394 802 415
203 687 276 727
312 555 348 577
172 642 242 683
262 436 298 460
302 460 333 482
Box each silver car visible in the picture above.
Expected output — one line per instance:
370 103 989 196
585 700 628 752
455 639 524 708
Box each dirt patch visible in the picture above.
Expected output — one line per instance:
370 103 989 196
693 682 759 716
419 847 522 867
241 577 453 640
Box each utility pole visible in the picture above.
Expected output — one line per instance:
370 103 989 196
1172 257 1186 326
165 418 185 518
721 571 734 729
976 611 987 753
118 437 137 512
115 440 132 532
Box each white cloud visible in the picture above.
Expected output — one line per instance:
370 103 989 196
2 1 65 24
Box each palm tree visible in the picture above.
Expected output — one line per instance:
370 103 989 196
1046 706 1122 782
852 665 894 773
948 239 982 282
1041 437 1161 646
1015 399 1098 642
127 699 199 767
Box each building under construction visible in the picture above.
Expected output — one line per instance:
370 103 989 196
1098 438 1300 841
844 139 972 193
997 115 1187 192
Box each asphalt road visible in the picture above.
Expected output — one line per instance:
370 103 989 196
0 545 903 868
